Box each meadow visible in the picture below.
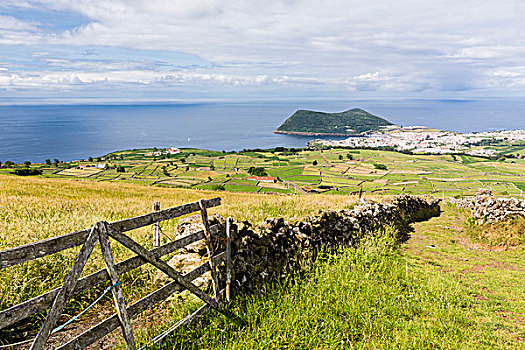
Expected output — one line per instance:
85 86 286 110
0 144 524 348
137 206 525 349
0 174 359 346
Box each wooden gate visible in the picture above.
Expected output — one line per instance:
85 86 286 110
0 197 236 349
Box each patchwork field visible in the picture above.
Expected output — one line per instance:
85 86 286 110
1 144 523 198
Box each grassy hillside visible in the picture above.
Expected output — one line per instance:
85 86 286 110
1 175 524 348
142 206 525 350
0 174 359 345
275 108 393 135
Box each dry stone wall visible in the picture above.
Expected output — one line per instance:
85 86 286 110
160 195 440 296
452 193 525 225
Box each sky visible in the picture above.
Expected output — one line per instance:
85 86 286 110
1 0 524 103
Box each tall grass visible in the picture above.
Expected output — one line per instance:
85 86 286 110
465 217 525 246
149 234 514 350
0 174 361 343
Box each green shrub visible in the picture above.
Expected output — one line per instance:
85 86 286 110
248 167 267 176
14 168 42 176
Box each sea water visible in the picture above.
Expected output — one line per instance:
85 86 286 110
0 98 524 163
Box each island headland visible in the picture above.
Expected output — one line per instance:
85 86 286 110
274 108 393 136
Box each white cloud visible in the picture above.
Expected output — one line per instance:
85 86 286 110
1 0 525 98
0 15 39 31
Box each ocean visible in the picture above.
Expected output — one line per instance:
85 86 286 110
0 98 524 163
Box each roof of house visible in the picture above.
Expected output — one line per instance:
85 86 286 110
247 176 276 181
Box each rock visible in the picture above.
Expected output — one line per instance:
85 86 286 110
452 194 525 224
155 252 211 290
476 188 493 196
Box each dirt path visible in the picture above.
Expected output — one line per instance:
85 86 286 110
403 205 525 345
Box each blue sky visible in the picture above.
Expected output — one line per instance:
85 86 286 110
1 0 525 104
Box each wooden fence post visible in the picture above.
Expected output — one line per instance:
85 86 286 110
198 199 220 302
226 217 232 303
98 222 136 350
153 201 161 248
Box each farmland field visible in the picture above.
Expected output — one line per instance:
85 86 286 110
1 145 523 198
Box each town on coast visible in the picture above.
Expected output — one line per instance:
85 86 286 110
310 126 525 157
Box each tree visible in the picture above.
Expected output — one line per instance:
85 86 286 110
24 161 31 167
45 159 51 166
4 161 14 167
0 161 2 167
116 166 126 173
373 163 387 170
312 160 318 166
180 158 186 163
54 158 60 167
346 153 354 160
248 166 267 176
338 155 343 160
96 157 101 162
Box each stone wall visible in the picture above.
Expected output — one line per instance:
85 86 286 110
452 193 525 225
160 195 441 296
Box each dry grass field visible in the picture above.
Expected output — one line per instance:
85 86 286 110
0 174 360 312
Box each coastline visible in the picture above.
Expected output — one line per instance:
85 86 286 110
273 130 359 137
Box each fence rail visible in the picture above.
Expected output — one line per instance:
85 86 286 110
0 197 234 350
59 252 227 350
0 197 221 269
0 226 216 330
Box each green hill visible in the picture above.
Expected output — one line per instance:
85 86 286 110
275 108 393 135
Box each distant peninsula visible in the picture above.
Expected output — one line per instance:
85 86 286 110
274 108 393 136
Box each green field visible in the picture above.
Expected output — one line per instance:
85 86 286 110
1 145 523 198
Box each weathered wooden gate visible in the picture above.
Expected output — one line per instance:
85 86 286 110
0 197 235 349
